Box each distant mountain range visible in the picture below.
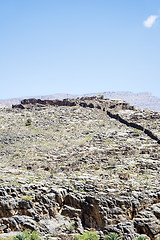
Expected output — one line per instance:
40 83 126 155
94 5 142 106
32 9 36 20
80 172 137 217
0 91 160 112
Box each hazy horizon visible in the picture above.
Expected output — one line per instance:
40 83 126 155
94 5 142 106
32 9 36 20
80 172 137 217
0 90 158 101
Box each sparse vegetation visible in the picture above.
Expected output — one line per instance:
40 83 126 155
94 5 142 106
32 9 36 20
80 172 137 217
21 195 34 201
0 237 14 240
14 230 42 240
104 232 122 240
134 236 147 240
66 222 75 233
25 118 32 126
75 231 100 240
98 94 104 99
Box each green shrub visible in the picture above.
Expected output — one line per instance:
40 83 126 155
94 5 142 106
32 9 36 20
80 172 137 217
75 231 100 240
30 231 41 240
104 232 122 240
21 195 34 202
66 222 75 233
134 236 146 240
98 94 104 99
25 119 32 126
0 237 14 240
6 108 12 112
14 230 41 240
14 234 27 240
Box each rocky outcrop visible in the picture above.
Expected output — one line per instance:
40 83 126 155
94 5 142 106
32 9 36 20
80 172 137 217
12 97 160 144
1 183 160 239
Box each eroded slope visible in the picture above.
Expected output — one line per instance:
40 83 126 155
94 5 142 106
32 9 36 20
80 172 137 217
0 97 160 239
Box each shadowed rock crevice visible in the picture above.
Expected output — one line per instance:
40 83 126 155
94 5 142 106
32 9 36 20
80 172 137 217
106 110 160 144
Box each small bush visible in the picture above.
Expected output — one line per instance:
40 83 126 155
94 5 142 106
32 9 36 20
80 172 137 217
98 94 104 99
25 119 32 126
66 222 75 233
14 234 27 240
21 195 34 201
0 237 14 240
104 232 122 240
134 236 147 240
75 231 100 240
14 230 41 240
6 108 12 112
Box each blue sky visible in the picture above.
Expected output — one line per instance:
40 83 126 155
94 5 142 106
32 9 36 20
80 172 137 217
0 0 160 99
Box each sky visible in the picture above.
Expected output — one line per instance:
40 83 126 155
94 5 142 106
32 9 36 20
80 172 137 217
0 0 160 99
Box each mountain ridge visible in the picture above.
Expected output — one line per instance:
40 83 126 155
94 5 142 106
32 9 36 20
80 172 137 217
1 91 160 112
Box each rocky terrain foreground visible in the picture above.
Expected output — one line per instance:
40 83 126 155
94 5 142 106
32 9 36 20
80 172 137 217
0 97 160 239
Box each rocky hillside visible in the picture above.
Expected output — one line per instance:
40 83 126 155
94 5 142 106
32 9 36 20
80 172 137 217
0 97 160 239
1 91 160 112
